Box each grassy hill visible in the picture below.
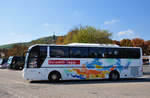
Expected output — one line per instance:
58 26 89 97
0 35 58 49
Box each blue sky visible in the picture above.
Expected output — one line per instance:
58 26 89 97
0 0 150 45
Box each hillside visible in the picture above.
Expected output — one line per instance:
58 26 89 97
0 35 58 49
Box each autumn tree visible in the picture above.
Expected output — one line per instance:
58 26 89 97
144 40 150 55
120 39 132 47
0 48 10 58
113 40 120 46
8 44 28 57
56 36 65 44
0 49 6 58
131 38 145 47
131 38 148 55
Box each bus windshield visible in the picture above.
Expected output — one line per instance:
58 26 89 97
7 57 13 64
27 46 47 68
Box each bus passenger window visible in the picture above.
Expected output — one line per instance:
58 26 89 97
39 47 47 58
50 46 69 58
103 48 119 58
37 46 47 68
89 47 103 58
70 47 88 58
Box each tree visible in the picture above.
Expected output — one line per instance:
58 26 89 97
131 38 145 47
56 26 112 44
69 26 112 44
56 36 65 44
144 40 150 55
113 40 120 46
63 28 79 44
8 44 28 57
0 48 10 58
132 38 147 55
120 39 132 47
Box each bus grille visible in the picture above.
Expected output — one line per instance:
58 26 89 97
130 67 139 76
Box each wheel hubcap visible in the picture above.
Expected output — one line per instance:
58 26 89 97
112 73 118 80
52 74 57 80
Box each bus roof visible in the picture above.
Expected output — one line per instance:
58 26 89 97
67 43 119 47
28 43 141 49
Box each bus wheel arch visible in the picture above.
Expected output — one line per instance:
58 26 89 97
109 70 120 81
48 71 61 82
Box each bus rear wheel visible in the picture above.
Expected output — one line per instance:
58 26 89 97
109 71 120 81
48 71 61 82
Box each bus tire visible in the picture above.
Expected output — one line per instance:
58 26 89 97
48 71 61 82
109 71 120 81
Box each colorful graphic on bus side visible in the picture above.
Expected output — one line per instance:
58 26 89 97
64 58 132 79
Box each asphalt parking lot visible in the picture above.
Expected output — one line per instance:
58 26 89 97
0 68 150 98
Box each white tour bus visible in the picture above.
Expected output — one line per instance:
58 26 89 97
23 43 143 81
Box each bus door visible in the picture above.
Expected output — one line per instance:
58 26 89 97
26 46 47 79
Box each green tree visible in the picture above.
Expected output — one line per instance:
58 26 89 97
63 28 79 44
70 26 112 44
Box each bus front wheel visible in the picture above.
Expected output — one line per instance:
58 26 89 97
109 71 120 81
48 71 61 82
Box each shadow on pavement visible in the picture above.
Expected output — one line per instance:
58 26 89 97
30 76 150 85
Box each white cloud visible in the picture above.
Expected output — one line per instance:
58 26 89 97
115 29 139 40
104 19 120 25
117 29 134 36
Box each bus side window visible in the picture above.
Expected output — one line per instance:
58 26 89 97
117 48 140 59
89 47 103 58
50 46 69 58
39 46 47 58
70 47 88 58
109 49 119 58
103 48 119 58
103 48 109 58
37 46 47 68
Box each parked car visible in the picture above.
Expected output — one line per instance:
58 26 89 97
2 58 8 65
0 58 3 65
0 58 8 68
0 58 2 67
